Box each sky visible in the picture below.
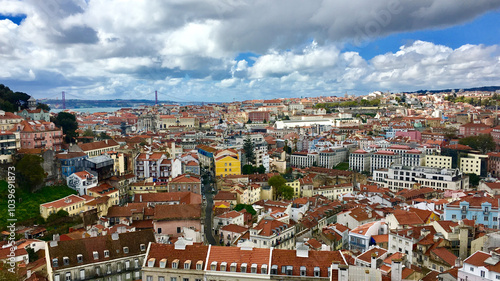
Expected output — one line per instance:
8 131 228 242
0 1 500 103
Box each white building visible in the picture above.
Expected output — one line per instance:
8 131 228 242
349 149 371 172
370 151 401 173
458 251 500 280
66 171 98 196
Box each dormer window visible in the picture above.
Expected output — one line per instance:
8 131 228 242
286 266 293 275
230 262 237 272
241 263 247 273
104 250 110 258
148 258 155 267
300 266 306 276
271 265 278 274
159 259 167 268
196 260 203 270
314 267 320 277
211 261 217 271
261 264 268 274
77 254 83 263
184 260 191 269
140 244 146 251
123 247 129 254
93 251 99 260
52 258 59 267
172 259 179 269
251 263 258 273
63 257 69 266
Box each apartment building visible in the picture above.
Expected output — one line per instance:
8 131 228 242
0 110 23 131
290 151 317 168
425 155 452 169
459 251 500 280
460 153 488 177
370 150 401 173
444 195 499 229
76 139 121 158
401 149 424 166
309 183 353 201
66 170 98 195
46 230 155 281
40 194 90 219
349 149 371 172
158 115 199 130
0 130 19 163
16 120 64 150
167 174 202 194
248 218 295 249
374 165 469 192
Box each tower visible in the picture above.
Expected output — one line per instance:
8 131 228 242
27 96 36 110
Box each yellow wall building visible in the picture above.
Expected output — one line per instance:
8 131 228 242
424 155 452 169
285 180 301 198
40 194 90 219
215 151 241 177
460 154 487 176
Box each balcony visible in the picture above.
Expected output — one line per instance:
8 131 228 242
34 136 45 140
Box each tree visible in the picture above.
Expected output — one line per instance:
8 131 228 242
54 112 78 143
26 247 38 263
277 185 294 200
16 154 46 192
467 173 481 187
36 103 51 111
246 119 252 124
99 132 111 140
256 165 266 174
243 136 255 165
459 134 495 153
0 270 21 281
83 128 95 137
242 164 255 175
268 174 287 200
263 119 267 123
234 204 257 216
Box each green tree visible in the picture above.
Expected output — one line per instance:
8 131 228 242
234 204 257 216
246 119 252 124
36 103 51 111
459 134 495 153
256 165 266 174
263 119 267 123
54 112 78 143
268 174 287 200
277 185 294 200
243 136 255 165
0 270 22 281
26 247 38 263
16 154 46 192
242 164 255 175
467 173 481 187
139 140 148 146
99 132 111 140
83 128 95 137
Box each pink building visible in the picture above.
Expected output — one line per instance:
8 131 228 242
16 120 63 150
153 204 202 238
395 130 421 141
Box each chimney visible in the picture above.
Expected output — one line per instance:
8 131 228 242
371 253 377 270
53 234 60 242
455 257 463 268
296 242 309 258
26 270 32 279
391 259 402 281
338 264 349 281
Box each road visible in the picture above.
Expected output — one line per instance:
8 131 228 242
203 181 217 245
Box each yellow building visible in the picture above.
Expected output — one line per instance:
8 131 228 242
424 155 452 169
460 154 487 176
215 149 241 177
40 194 90 219
285 179 301 198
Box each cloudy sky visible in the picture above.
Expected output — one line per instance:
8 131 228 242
1 0 500 102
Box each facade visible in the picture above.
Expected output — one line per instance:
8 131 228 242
40 194 89 219
17 108 50 122
16 120 63 150
488 152 500 178
158 115 199 129
134 152 169 180
460 154 488 177
349 149 371 172
444 195 499 229
66 170 98 195
214 150 241 177
370 150 401 173
248 111 271 123
375 165 469 192
248 218 295 249
46 230 155 281
458 251 500 281
290 152 318 168
401 149 424 166
348 221 387 253
167 174 202 194
56 152 89 178
0 110 23 131
425 155 453 169
310 184 353 201
0 130 19 163
75 139 120 158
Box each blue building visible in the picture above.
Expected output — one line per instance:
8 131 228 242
444 195 499 229
56 152 88 178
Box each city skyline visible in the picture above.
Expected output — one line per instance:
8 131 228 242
1 1 500 102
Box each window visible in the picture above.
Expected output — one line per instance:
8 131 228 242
177 227 181 233
63 257 69 266
314 267 320 277
79 269 85 280
196 261 203 270
230 263 237 272
185 261 191 269
107 264 112 274
140 244 146 251
170 278 177 281
146 276 153 281
220 262 227 271
158 228 162 234
159 278 165 281
485 216 489 221
462 215 466 219
77 254 83 263
65 272 71 281
95 266 101 276
104 250 110 258
241 263 247 273
251 264 257 273
93 251 99 260
123 247 129 254
183 279 189 281
300 266 306 276
261 264 268 274
286 266 293 275
211 262 217 271
481 271 486 277
125 260 130 270
172 260 179 269
281 265 286 274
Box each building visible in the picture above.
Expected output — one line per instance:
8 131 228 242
16 120 63 150
371 150 400 173
374 165 469 192
488 152 500 178
444 194 499 229
248 217 295 249
46 230 155 281
167 174 202 194
349 149 371 172
66 170 98 195
56 152 89 178
309 183 353 201
459 122 490 137
460 153 488 177
75 139 121 158
290 151 318 168
248 111 271 123
425 155 452 169
153 204 202 243
0 130 19 163
458 251 500 280
0 110 23 131
214 211 245 228
142 239 351 281
134 152 169 180
40 194 89 219
158 115 199 130
196 144 217 171
348 221 387 253
401 149 424 167
214 149 241 177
